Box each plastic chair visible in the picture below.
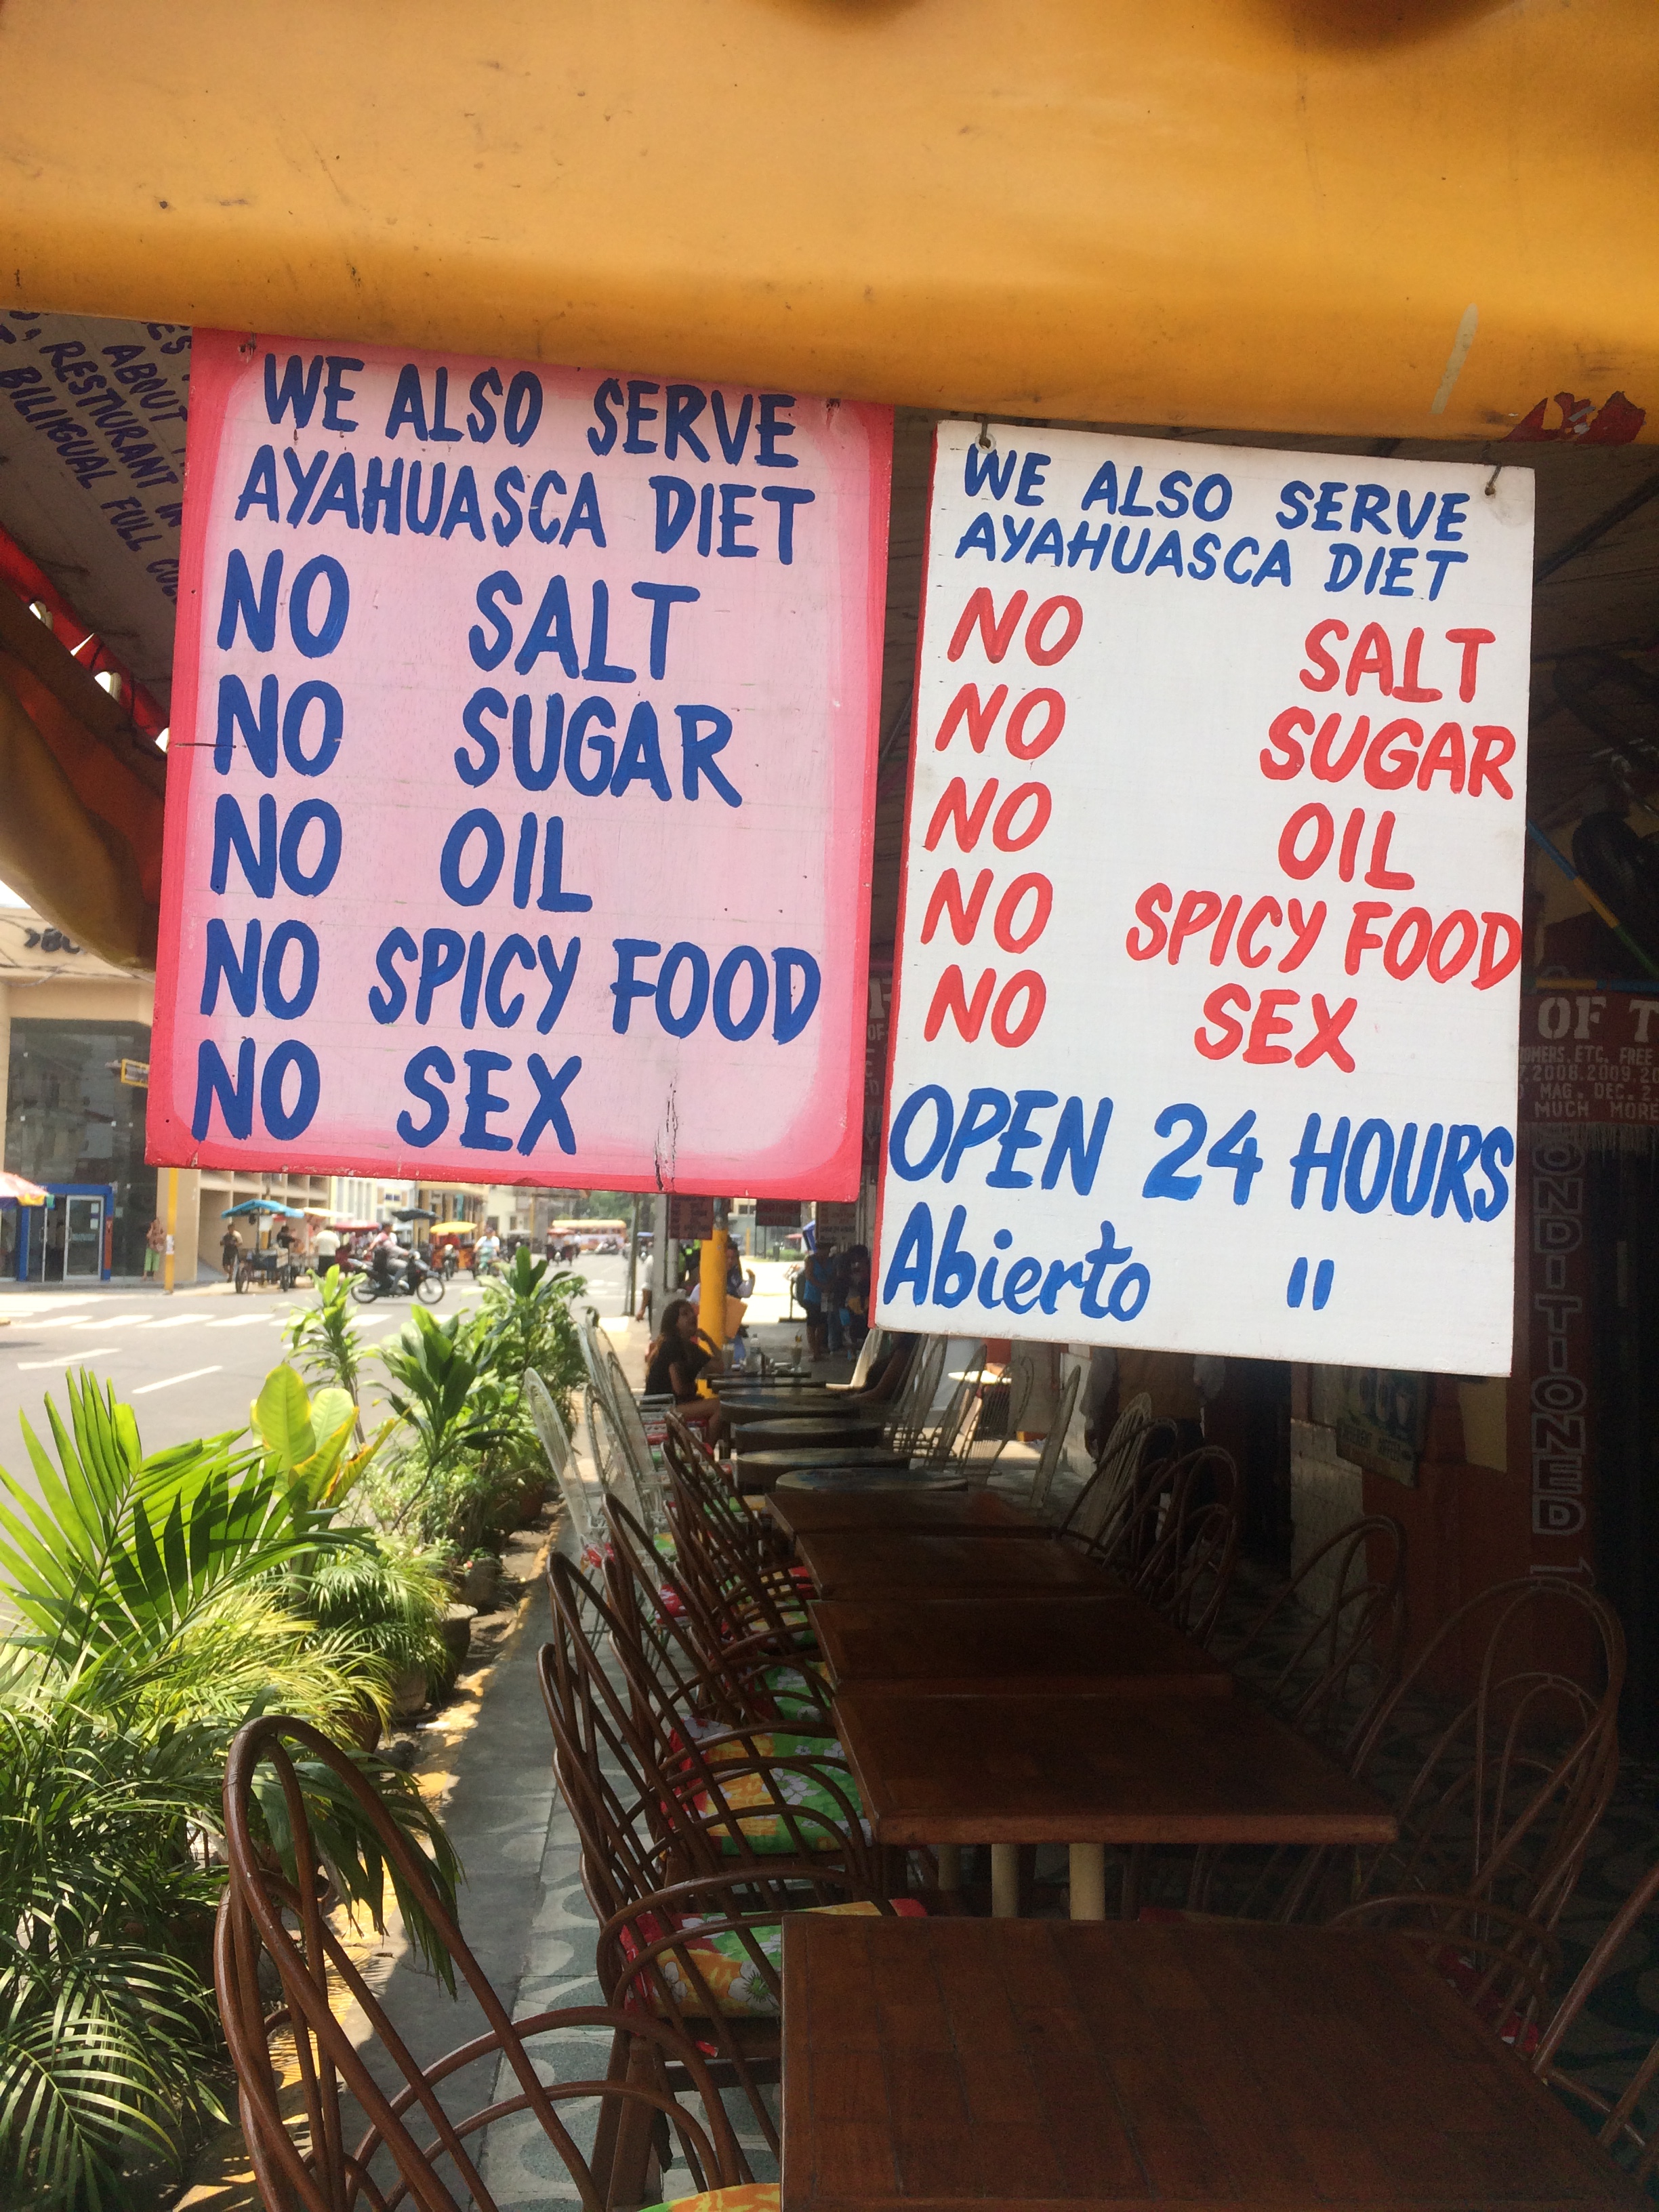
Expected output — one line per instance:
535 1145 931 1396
527 1367 607 1568
217 1713 752 2212
1023 1362 1082 1513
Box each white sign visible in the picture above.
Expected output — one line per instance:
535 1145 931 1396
149 334 890 1197
874 424 1533 1372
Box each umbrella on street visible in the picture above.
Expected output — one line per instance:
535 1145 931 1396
220 1199 306 1218
391 1207 435 1223
429 1218 475 1235
0 1172 47 1206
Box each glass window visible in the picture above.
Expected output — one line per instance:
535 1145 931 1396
5 1019 155 1277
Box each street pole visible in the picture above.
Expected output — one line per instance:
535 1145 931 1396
163 1166 177 1295
624 1191 640 1322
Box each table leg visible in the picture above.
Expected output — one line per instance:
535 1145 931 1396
991 1843 1020 1918
1069 1843 1107 1921
936 1844 963 1892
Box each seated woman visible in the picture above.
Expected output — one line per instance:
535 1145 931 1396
643 1297 729 1443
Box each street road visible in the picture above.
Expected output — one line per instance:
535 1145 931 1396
0 1248 808 1504
0 1254 632 1483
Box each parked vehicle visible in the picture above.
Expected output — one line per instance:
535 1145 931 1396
234 1246 302 1295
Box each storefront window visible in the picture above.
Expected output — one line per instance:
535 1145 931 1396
4 1020 156 1278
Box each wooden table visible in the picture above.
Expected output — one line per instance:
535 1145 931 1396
794 1530 1123 1600
832 1690 1395 1919
768 1486 1046 1542
781 1914 1647 2212
722 1392 872 1423
735 1418 890 1452
810 1594 1233 1700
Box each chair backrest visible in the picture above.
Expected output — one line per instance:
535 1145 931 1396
1531 1853 1659 2180
541 1553 693 1912
624 1469 823 1712
525 1368 602 1559
880 1333 947 1454
603 1345 662 1485
1095 1446 1244 1645
218 1713 745 2212
1027 1362 1083 1512
912 1356 986 1472
1059 1395 1160 1540
1223 1514 1408 1755
582 1510 872 1881
584 1380 659 1533
1345 1576 1626 1929
842 1328 885 1391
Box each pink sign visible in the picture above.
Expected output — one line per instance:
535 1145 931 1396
150 335 890 1195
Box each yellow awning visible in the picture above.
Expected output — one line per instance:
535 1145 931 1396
0 0 1651 443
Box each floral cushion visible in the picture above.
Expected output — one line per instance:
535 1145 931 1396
640 2187 779 2212
686 1734 866 1853
729 1599 816 1641
623 1898 926 2018
756 1662 827 1727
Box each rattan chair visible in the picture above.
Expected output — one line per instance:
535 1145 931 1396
217 1713 754 2212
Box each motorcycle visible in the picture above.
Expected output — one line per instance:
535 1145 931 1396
350 1250 445 1305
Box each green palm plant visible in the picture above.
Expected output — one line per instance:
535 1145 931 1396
474 1248 586 1416
0 1370 461 2211
281 1265 368 1425
377 1306 497 1469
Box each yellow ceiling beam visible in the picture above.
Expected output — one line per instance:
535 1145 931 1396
0 0 1652 441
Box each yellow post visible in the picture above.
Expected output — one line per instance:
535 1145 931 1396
698 1223 729 1361
163 1166 177 1294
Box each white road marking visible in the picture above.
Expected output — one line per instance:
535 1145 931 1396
207 1313 287 1329
137 1314 208 1330
18 1349 119 1368
131 1365 224 1395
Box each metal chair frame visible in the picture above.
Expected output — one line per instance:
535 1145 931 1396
1057 1395 1162 1542
217 1713 748 2212
1530 1852 1659 2180
546 1550 876 1890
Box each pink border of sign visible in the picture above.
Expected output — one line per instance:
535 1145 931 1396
148 332 890 1197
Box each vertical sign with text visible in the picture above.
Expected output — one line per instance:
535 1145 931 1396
150 335 890 1196
874 424 1533 1372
